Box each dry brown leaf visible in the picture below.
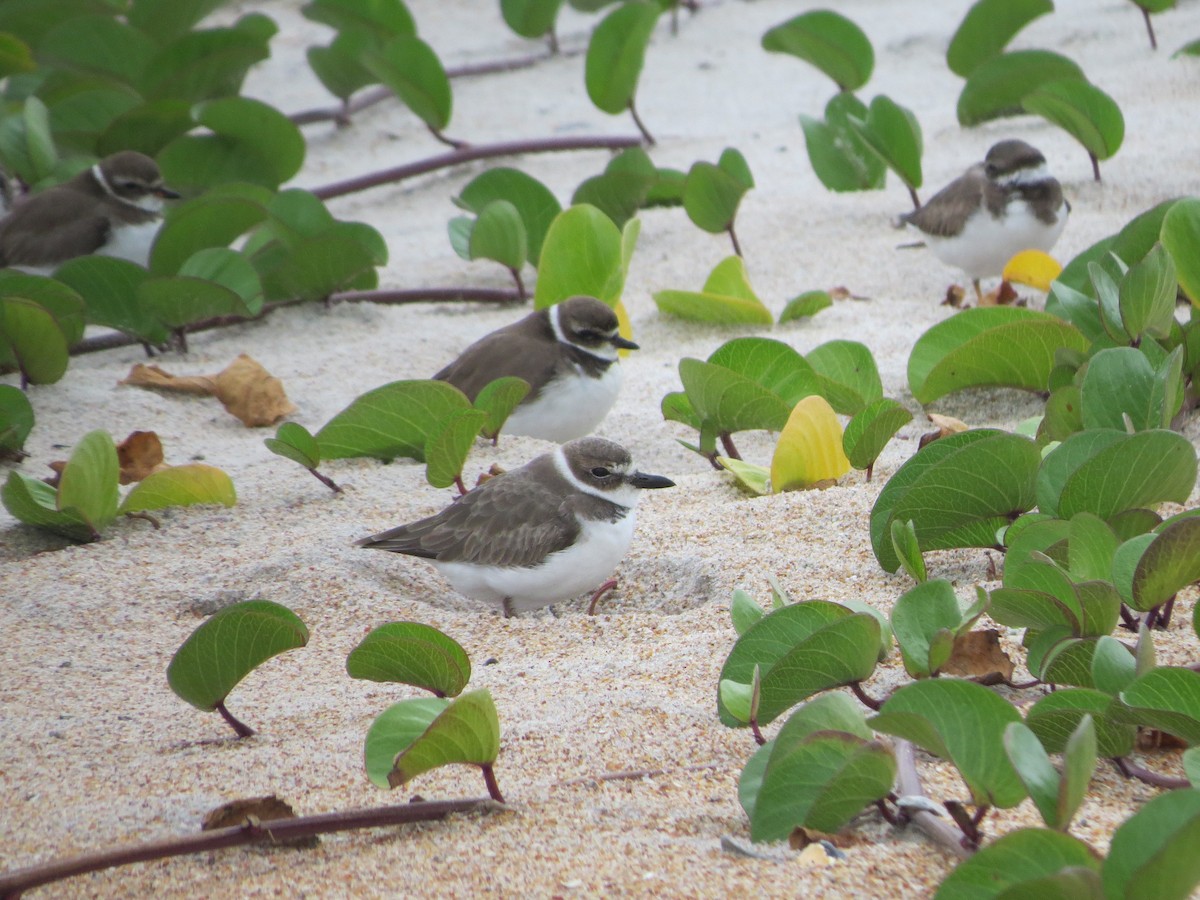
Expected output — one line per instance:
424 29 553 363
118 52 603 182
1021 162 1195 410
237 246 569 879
116 431 166 484
941 285 966 308
918 413 971 450
119 363 217 395
828 285 870 302
979 281 1020 307
941 629 1014 681
201 794 317 847
45 459 66 488
212 354 296 427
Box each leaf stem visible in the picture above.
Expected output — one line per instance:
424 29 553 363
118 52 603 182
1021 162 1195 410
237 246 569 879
213 700 255 739
0 798 495 897
480 763 506 804
1090 152 1102 183
308 467 342 494
848 680 883 711
718 432 740 460
727 224 742 258
1111 756 1189 789
1141 6 1158 50
626 99 656 146
749 716 766 746
907 184 921 210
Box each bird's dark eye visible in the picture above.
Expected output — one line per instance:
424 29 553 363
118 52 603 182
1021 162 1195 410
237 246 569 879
120 181 141 190
578 330 603 342
590 466 611 478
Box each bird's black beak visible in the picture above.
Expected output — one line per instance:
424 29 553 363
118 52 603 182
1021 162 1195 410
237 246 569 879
612 335 639 351
156 187 181 200
630 471 674 489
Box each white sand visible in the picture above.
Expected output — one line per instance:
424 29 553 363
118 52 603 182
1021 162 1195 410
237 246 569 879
3 0 1200 895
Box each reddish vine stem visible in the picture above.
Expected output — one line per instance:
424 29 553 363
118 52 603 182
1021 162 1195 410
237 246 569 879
0 798 495 899
309 135 644 201
848 680 883 712
214 701 254 738
727 225 742 258
480 764 506 804
1141 6 1158 50
307 467 342 494
718 432 740 461
750 717 766 746
1111 756 1190 790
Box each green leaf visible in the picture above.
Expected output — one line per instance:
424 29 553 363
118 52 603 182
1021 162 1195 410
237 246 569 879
1059 714 1096 833
1022 79 1124 167
1026 688 1136 758
798 107 886 193
1161 197 1200 306
934 828 1101 900
1185 748 1200 787
0 297 70 385
677 358 792 436
0 32 35 80
1080 349 1162 432
654 255 773 325
158 97 305 193
957 50 1085 126
137 276 252 331
908 306 1089 404
761 10 874 92
346 621 471 697
149 185 272 275
717 456 770 496
2 471 94 542
255 229 384 303
501 0 565 38
424 409 487 489
386 689 501 788
0 96 56 185
128 0 231 42
40 16 156 86
308 31 377 103
584 1 660 115
682 148 753 235
315 380 472 462
1037 429 1196 520
474 376 531 441
717 601 880 727
870 430 1039 573
363 698 449 789
1119 667 1200 745
180 247 262 311
264 422 321 470
1091 635 1136 695
301 0 416 37
870 679 1026 807
1104 788 1200 900
806 339 882 415
946 0 1054 77
843 398 912 473
140 15 277 103
890 518 926 583
466 200 527 270
97 98 195 158
533 204 626 308
118 464 237 514
1120 243 1178 342
849 94 923 192
54 256 166 345
891 579 963 676
1131 517 1200 612
456 168 561 266
1004 722 1064 830
364 34 452 132
166 599 308 711
779 290 832 322
1176 38 1200 58
0 384 34 455
57 429 119 537
0 273 85 344
730 589 765 636
571 148 658 229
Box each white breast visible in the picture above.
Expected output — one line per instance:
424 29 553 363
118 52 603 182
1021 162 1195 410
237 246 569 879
922 198 1068 280
96 220 161 268
503 363 623 443
435 511 637 613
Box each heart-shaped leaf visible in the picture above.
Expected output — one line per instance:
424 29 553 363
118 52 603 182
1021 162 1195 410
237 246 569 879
1026 688 1136 757
425 408 487 489
654 255 774 324
1022 78 1125 174
474 376 531 441
534 204 628 308
363 697 449 789
385 689 502 788
890 579 964 677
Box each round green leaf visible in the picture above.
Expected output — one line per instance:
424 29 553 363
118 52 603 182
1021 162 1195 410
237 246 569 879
957 50 1085 126
167 599 309 711
0 384 34 454
1161 197 1200 306
1131 517 1200 612
51 428 121 533
137 276 253 331
677 359 792 435
139 14 275 103
118 464 237 515
935 828 1100 899
2 470 96 542
264 422 321 470
806 339 883 415
501 0 565 38
128 0 233 43
97 99 195 158
1104 788 1200 900
364 698 450 789
0 297 69 385
468 200 527 270
473 376 531 441
54 256 166 345
761 10 874 92
456 168 561 266
364 34 452 132
850 94 923 191
891 579 962 677
1119 667 1200 745
1027 688 1136 757
779 290 833 323
301 0 416 37
387 689 502 788
0 272 86 344
946 0 1054 77
424 408 487 489
585 1 660 115
533 204 625 308
346 621 471 698
1022 79 1124 165
315 380 472 462
307 32 377 103
682 149 753 235
40 15 156 85
844 398 912 472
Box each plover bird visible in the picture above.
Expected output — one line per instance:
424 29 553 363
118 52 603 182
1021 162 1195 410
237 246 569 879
899 139 1069 300
434 295 638 442
357 436 674 617
0 150 179 274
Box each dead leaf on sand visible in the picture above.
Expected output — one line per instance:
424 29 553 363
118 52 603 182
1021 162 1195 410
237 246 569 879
918 413 970 450
941 629 1015 682
120 355 295 427
117 430 166 484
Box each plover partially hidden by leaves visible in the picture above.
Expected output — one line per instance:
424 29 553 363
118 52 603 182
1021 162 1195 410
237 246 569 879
0 150 179 274
357 437 674 617
434 295 638 443
899 139 1069 301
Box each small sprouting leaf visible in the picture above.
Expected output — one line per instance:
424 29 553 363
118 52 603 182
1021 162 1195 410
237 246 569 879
167 599 309 711
2 471 94 542
1103 788 1200 900
1131 517 1200 613
778 290 832 322
957 50 1085 126
844 398 912 474
364 698 449 789
533 204 626 308
1161 197 1200 306
424 409 487 489
386 689 501 788
467 200 527 270
315 380 472 463
717 457 770 496
584 1 660 115
682 148 754 235
761 10 874 92
346 621 471 698
474 376 531 441
118 464 236 514
364 34 452 132
870 430 1039 573
1026 688 1136 758
457 168 561 266
1119 667 1200 745
730 589 765 636
264 422 321 470
946 0 1054 77
653 255 773 324
1022 79 1125 173
934 828 1101 899
890 519 926 584
1037 429 1197 520
870 678 1026 807
770 395 850 492
908 306 1090 404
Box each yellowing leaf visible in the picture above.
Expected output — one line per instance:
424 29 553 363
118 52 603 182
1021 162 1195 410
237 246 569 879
1003 249 1062 292
615 299 634 359
770 396 850 492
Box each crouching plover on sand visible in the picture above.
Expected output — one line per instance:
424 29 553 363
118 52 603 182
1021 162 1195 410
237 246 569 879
434 295 638 443
357 437 674 617
899 139 1069 301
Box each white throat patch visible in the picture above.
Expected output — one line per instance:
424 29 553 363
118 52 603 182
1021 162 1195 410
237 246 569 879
91 164 164 214
549 303 619 362
552 446 640 509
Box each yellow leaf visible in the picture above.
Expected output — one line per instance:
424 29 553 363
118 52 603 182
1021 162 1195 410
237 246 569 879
1002 250 1062 292
615 300 634 358
770 396 850 492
